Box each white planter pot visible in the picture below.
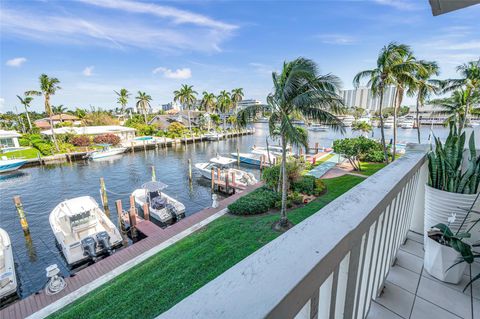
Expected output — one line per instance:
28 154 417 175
424 235 467 284
424 185 478 238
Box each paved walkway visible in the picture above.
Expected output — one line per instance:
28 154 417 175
0 182 263 319
306 153 340 178
367 231 480 319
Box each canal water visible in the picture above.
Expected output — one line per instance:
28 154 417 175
0 123 471 300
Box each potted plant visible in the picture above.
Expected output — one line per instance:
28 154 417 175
424 121 480 283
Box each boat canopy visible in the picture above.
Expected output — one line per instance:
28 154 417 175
142 181 168 192
58 196 98 217
210 156 236 166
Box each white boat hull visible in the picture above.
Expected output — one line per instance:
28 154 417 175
195 162 257 187
89 147 127 160
0 228 17 299
0 159 27 173
132 189 185 225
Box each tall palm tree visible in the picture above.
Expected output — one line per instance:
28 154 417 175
217 90 232 130
200 91 217 113
26 74 62 152
442 59 480 129
135 91 152 123
431 90 479 132
16 94 34 131
173 84 198 132
238 58 344 228
231 88 244 114
407 61 440 143
354 42 413 163
114 89 130 115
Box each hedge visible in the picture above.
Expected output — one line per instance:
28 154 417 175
228 187 280 215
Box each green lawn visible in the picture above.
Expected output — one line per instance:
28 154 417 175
358 162 388 176
313 153 335 166
2 148 39 159
51 175 364 319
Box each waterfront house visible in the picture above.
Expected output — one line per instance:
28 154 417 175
149 110 206 129
41 125 136 142
34 114 81 130
0 129 21 150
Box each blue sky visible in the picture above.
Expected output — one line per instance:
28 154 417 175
1 0 479 112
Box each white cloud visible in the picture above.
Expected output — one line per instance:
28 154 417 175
315 34 357 45
152 67 192 79
83 66 94 76
373 0 419 11
6 57 27 67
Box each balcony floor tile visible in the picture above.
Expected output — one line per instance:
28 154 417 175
367 301 405 319
410 297 462 319
375 282 415 318
394 249 423 274
386 265 421 294
399 239 424 258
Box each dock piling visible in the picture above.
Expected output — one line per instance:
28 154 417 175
13 196 29 234
188 159 192 182
115 200 128 245
100 177 109 211
128 196 137 238
131 142 135 153
211 168 215 192
151 166 156 182
236 146 240 166
142 203 150 221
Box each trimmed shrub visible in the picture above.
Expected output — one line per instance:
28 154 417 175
35 142 53 155
228 187 281 215
292 176 327 196
289 191 303 205
93 133 120 145
71 135 91 147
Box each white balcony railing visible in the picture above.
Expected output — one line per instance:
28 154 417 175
158 146 428 319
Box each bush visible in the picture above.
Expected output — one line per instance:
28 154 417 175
315 179 326 195
333 136 385 171
289 191 303 205
93 134 120 145
35 142 53 155
58 142 75 153
167 122 188 138
362 150 385 162
130 123 158 136
292 176 327 196
71 135 91 146
261 158 306 191
228 187 281 215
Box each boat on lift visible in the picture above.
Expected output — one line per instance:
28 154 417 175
49 196 123 266
0 228 17 300
195 156 257 187
87 144 127 160
0 157 27 174
132 181 185 227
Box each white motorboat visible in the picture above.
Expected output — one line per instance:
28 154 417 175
195 156 257 187
0 157 27 174
340 115 355 127
383 116 395 129
132 181 185 226
88 144 127 160
49 196 123 266
203 131 223 141
356 116 371 124
0 228 17 300
230 151 275 167
307 123 329 131
251 145 293 157
401 119 414 129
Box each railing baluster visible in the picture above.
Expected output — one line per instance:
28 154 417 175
355 223 375 319
353 231 369 318
310 288 319 319
343 242 362 318
329 265 340 319
374 202 394 296
318 273 333 319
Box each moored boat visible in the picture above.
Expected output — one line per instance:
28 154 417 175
195 156 257 187
132 181 185 226
0 157 27 174
383 116 395 129
203 131 223 141
49 196 123 266
401 119 414 129
88 144 127 160
307 123 329 131
230 151 275 167
0 228 17 300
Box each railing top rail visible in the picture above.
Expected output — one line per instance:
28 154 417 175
159 146 428 319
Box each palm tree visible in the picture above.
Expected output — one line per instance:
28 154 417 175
442 59 480 129
231 88 244 114
114 89 130 115
238 58 344 229
135 91 152 123
200 92 217 113
407 61 440 143
431 90 479 131
354 42 414 163
352 121 372 137
217 90 232 130
16 94 34 131
173 84 198 132
26 74 62 152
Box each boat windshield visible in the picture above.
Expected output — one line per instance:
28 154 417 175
69 210 94 228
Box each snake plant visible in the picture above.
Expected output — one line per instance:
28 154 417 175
427 121 480 194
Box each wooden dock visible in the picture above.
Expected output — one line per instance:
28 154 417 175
0 182 263 319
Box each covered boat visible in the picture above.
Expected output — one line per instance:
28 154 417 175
88 144 127 160
0 157 27 174
132 181 185 226
195 156 257 187
49 196 123 266
0 228 17 300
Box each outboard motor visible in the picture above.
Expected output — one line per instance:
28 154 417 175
96 231 112 255
81 236 97 260
166 203 178 222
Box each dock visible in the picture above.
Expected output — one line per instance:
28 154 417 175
0 182 263 319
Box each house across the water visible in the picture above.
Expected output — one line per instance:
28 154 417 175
41 126 136 142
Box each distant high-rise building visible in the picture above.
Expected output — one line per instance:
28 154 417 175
341 86 396 112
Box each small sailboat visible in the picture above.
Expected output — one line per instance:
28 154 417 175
203 130 223 141
0 157 27 174
49 196 123 266
195 156 257 187
132 181 185 226
0 228 17 300
87 144 127 160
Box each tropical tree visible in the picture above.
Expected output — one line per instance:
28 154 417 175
430 89 479 131
135 91 152 123
173 84 198 132
231 88 244 114
26 74 62 152
354 42 417 162
200 91 217 113
217 90 232 130
352 121 372 137
238 58 344 229
114 88 130 115
16 94 34 130
407 61 440 143
442 59 480 129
